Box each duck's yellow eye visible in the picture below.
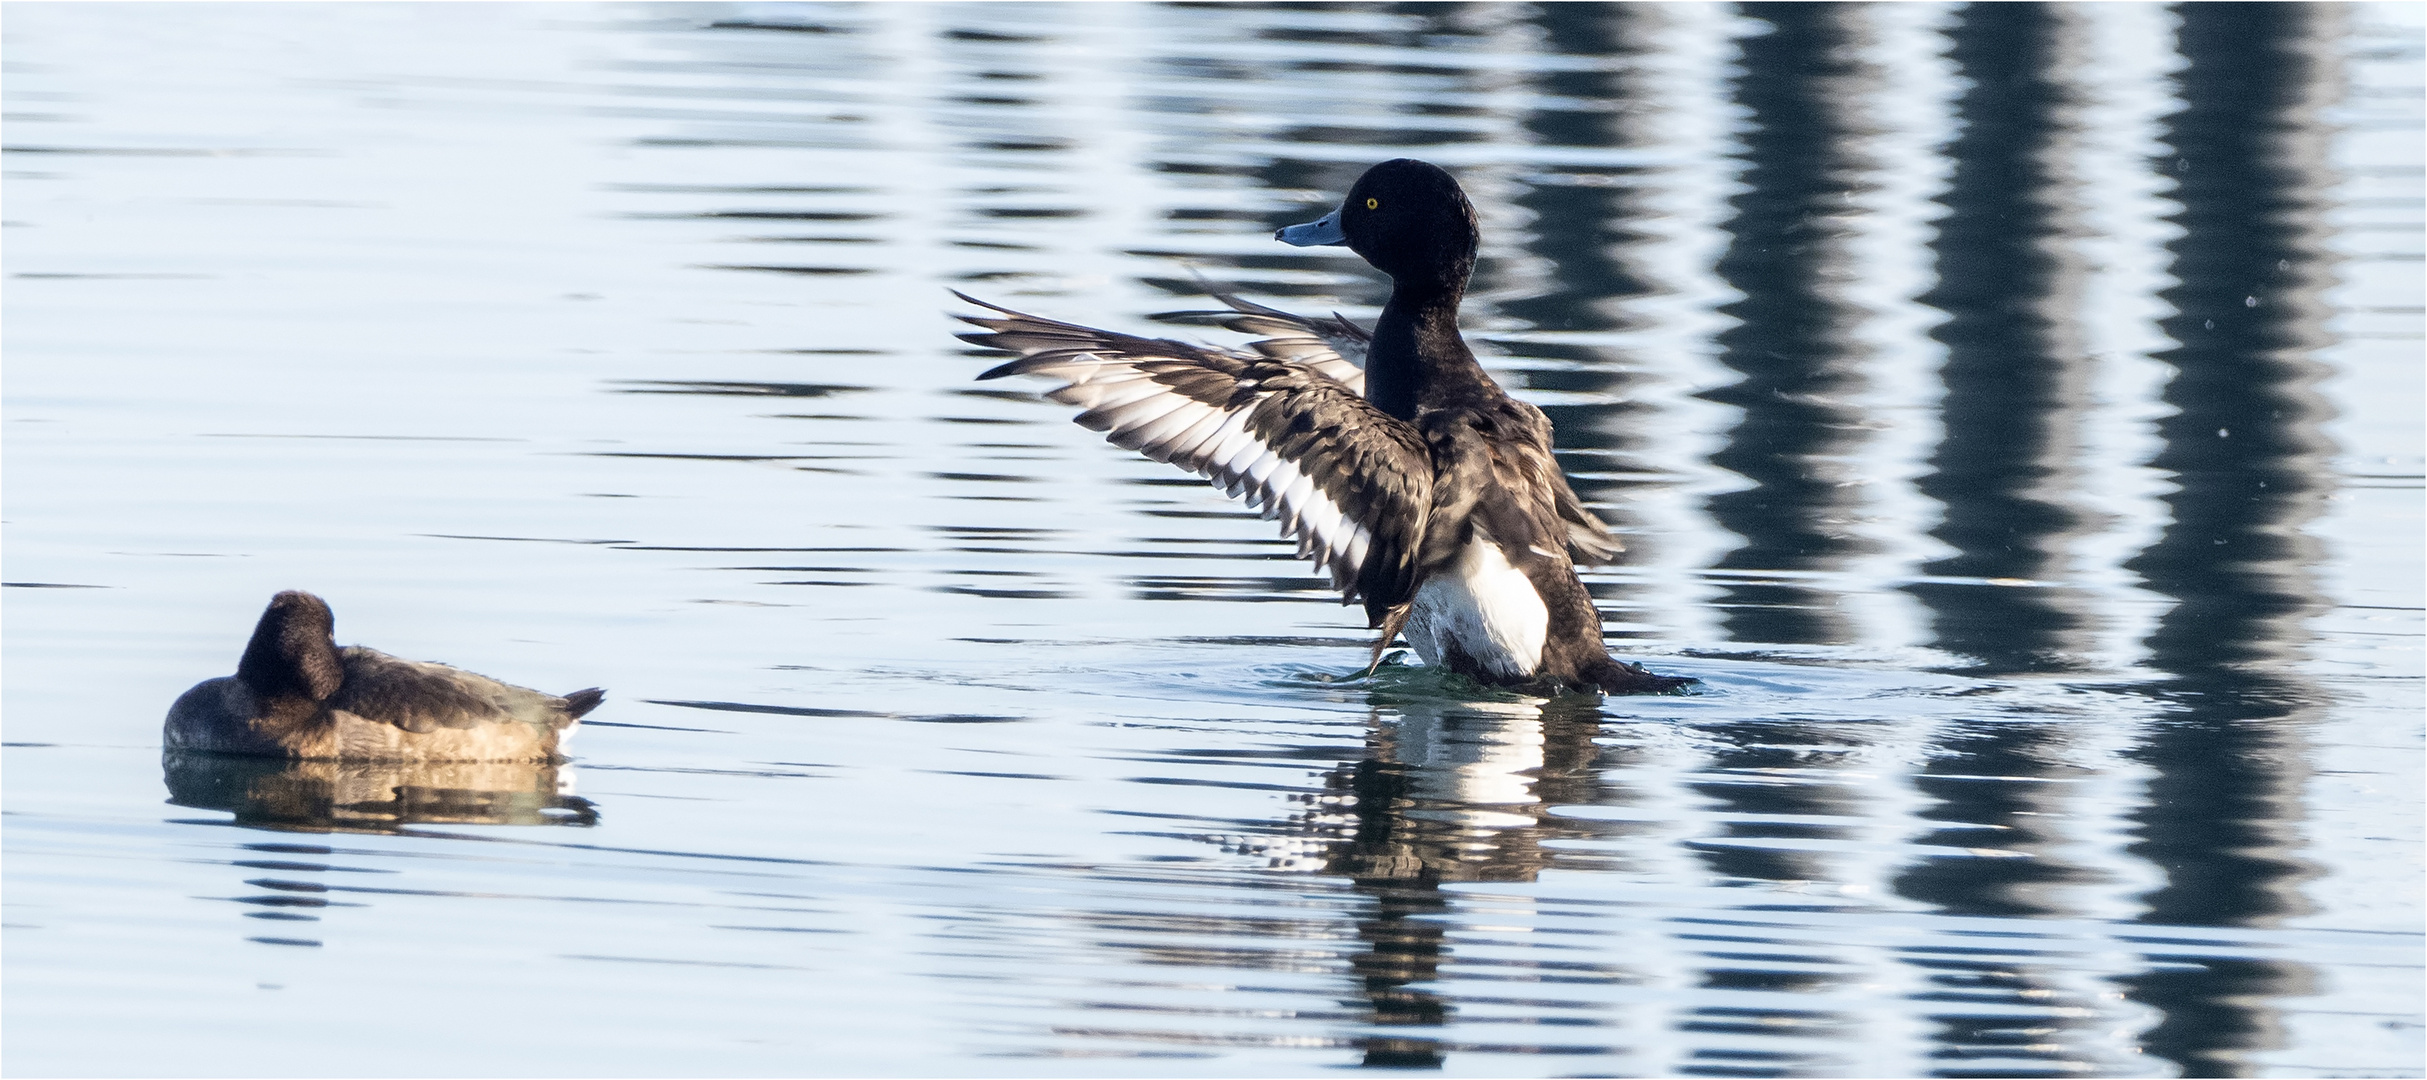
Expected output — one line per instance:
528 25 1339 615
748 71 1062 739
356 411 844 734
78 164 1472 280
1365 197 1380 210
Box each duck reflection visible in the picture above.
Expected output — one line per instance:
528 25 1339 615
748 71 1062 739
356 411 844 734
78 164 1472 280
163 750 599 833
163 752 597 950
1299 693 1621 1068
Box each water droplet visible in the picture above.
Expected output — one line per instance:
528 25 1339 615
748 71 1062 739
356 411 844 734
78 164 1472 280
2244 295 2258 308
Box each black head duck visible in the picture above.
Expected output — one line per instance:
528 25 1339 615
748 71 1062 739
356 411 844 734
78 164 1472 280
958 159 1690 695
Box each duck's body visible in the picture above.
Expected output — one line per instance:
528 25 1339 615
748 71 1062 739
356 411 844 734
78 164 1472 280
959 159 1687 695
165 590 603 762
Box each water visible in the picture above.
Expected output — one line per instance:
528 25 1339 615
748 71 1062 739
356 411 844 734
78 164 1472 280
5 3 2421 1075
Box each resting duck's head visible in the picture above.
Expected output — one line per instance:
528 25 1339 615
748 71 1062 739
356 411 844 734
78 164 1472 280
1277 158 1478 292
234 590 344 703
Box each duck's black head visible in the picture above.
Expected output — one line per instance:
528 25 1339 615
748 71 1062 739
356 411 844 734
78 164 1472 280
235 590 343 703
1278 158 1478 295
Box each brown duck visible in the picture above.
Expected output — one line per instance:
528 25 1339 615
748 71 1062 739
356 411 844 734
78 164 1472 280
165 590 602 762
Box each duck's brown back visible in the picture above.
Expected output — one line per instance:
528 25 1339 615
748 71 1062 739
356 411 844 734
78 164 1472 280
325 647 580 762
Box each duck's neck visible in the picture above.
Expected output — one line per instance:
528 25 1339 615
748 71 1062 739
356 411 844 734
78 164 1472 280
1368 278 1488 421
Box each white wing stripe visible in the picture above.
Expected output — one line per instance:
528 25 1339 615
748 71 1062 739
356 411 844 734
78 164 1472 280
1124 401 1221 457
1041 361 1132 387
1068 381 1177 416
1252 458 1294 513
1092 385 1194 422
973 312 1406 599
1101 393 1197 434
1244 446 1290 490
1212 430 1267 480
1304 488 1343 552
1174 409 1253 467
1258 458 1300 517
1153 407 1235 464
1277 471 1318 534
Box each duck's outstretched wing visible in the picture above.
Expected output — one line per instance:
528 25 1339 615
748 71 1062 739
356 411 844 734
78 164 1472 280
1155 291 1623 564
1151 289 1370 394
956 291 1430 623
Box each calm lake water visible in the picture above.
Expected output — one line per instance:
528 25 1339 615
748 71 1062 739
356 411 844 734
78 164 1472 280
5 3 2421 1076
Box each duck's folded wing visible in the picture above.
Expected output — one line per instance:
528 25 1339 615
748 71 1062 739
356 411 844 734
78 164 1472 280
331 648 574 734
1552 473 1623 564
1501 396 1624 565
1151 289 1369 394
958 292 1429 621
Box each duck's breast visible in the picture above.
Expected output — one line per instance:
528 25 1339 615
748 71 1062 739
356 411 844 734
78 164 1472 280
163 677 336 756
165 677 255 753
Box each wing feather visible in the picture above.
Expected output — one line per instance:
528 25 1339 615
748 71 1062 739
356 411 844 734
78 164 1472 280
966 289 1621 566
1502 395 1626 564
958 291 1430 619
1154 289 1371 394
1155 291 1622 565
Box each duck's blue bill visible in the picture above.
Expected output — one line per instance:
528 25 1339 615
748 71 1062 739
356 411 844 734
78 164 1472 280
1275 209 1346 247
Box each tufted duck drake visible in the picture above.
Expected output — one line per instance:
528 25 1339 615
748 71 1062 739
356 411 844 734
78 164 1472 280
957 158 1689 694
165 590 603 761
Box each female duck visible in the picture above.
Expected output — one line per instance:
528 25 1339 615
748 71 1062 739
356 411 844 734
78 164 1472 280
165 590 603 761
958 158 1688 694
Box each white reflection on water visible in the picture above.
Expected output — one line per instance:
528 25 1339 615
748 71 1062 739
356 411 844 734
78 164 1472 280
4 3 2420 1076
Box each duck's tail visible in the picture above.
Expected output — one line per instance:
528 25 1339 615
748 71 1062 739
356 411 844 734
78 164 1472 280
561 688 607 720
1588 658 1693 695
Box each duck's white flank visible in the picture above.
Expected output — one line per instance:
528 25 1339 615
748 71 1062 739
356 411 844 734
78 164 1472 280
1403 531 1548 680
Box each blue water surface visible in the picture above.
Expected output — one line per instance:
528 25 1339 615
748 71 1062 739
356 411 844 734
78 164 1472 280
5 4 2421 1076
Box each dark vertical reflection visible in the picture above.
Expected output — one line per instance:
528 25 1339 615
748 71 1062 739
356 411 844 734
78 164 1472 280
1240 0 1516 305
1322 754 1458 1069
1503 1 1674 625
1891 15 2104 1020
1903 3 2099 676
1699 3 1881 647
1674 10 1901 1061
2118 4 2343 1075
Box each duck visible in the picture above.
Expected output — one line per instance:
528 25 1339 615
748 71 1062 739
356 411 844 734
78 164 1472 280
164 590 604 761
956 158 1690 694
